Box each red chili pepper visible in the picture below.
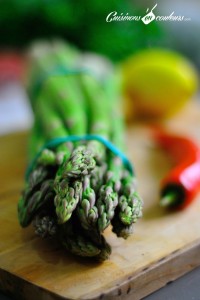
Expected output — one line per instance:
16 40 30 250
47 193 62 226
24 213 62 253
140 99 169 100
153 127 200 209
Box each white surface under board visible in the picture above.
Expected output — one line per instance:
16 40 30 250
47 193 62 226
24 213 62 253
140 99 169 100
0 82 33 135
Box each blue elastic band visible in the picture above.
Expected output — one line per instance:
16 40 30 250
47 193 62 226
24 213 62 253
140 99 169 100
25 134 134 180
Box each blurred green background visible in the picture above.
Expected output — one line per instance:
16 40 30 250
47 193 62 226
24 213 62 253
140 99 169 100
0 0 199 66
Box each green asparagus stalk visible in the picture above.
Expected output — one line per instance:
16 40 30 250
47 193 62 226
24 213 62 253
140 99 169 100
41 75 87 136
28 43 89 225
37 75 95 173
35 44 109 178
27 40 80 99
35 90 76 168
78 73 110 163
36 92 68 140
28 118 45 161
32 57 86 224
27 42 60 104
95 73 124 232
19 96 63 228
51 39 80 69
101 73 142 235
18 105 60 228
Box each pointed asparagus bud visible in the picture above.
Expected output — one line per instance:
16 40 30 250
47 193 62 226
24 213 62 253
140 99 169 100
59 220 101 257
62 146 96 178
119 191 143 225
106 170 121 193
54 180 83 224
90 163 107 192
111 212 134 239
33 215 57 238
37 149 57 166
97 185 118 232
18 179 55 227
62 235 101 257
28 165 49 190
77 175 98 230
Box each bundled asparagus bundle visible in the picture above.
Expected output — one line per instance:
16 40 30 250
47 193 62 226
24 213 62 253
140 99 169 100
18 41 143 261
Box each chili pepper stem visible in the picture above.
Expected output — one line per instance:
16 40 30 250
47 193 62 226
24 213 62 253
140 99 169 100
160 192 178 207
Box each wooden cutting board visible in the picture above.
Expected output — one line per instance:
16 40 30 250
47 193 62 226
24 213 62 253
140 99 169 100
1 101 200 300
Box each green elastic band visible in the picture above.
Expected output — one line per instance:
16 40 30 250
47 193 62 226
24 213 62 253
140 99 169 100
25 135 134 180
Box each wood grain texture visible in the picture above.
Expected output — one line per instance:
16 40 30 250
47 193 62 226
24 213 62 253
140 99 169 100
1 101 200 300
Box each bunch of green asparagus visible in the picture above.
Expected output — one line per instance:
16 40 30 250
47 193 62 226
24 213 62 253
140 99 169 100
18 41 143 261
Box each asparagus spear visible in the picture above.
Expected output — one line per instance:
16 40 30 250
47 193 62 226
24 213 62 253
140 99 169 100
42 84 93 224
68 73 114 234
59 217 100 258
78 73 110 163
61 232 101 258
118 174 143 225
30 53 86 224
77 175 98 230
60 145 96 178
35 92 72 162
51 39 80 69
18 176 55 227
28 117 45 161
59 215 111 260
95 73 124 232
35 92 84 223
27 42 61 105
111 209 134 239
18 107 59 228
54 178 83 224
33 214 57 238
41 75 87 136
30 96 78 224
90 162 107 193
97 184 118 232
55 72 111 183
99 73 143 235
28 114 59 167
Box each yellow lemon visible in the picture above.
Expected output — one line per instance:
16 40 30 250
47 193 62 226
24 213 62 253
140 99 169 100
121 49 198 120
